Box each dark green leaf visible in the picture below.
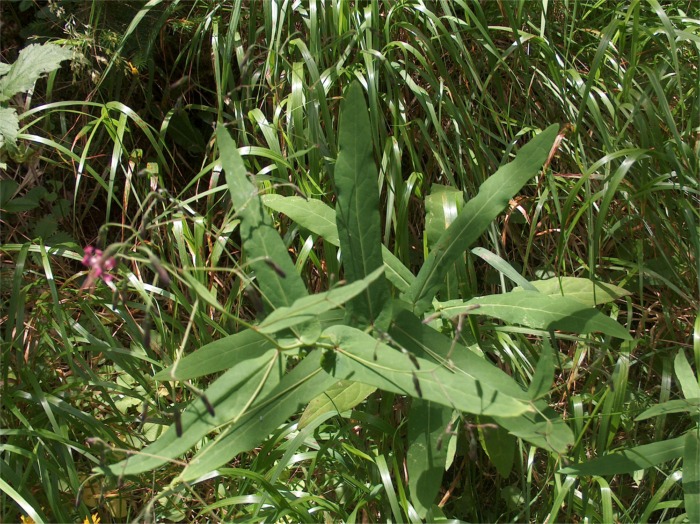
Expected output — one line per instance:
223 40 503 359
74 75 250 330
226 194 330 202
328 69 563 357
217 124 308 309
407 400 451 518
334 81 391 329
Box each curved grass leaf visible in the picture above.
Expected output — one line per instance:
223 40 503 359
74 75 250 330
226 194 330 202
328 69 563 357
216 124 308 309
472 246 535 290
334 81 391 329
560 435 686 475
407 400 451 518
262 194 415 292
298 380 377 429
515 277 631 307
102 350 279 477
322 325 532 418
406 124 559 314
635 398 700 421
436 291 632 340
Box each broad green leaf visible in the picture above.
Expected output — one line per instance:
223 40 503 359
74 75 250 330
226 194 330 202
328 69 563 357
334 81 391 329
675 351 700 400
406 124 559 314
322 324 532 418
684 429 700 524
635 398 700 421
494 406 573 455
389 306 528 400
516 277 631 307
262 194 339 244
479 422 516 477
391 306 572 451
154 329 274 381
436 291 632 340
259 267 385 334
217 124 308 309
262 194 415 292
155 309 345 381
0 43 73 102
0 107 19 152
528 337 555 400
102 350 279 476
407 400 451 518
177 351 336 482
298 380 376 429
560 436 686 475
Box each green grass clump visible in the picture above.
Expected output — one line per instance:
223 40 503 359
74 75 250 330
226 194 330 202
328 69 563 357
1 0 698 522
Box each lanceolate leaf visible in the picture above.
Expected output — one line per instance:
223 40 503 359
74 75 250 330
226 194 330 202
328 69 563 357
436 291 632 340
155 309 345 382
635 398 700 421
298 380 377 429
102 350 280 476
515 277 631 307
177 351 336 482
154 329 274 381
258 267 385 334
560 436 686 475
262 194 414 292
322 325 532 418
406 124 559 314
334 81 391 329
217 124 308 309
407 400 451 518
262 194 339 244
387 307 573 453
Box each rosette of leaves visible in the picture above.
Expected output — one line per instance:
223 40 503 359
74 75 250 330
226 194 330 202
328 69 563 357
100 81 633 517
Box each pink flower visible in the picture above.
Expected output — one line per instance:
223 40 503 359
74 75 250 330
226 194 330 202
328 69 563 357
81 246 117 288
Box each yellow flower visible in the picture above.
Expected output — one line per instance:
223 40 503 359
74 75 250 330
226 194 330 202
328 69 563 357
83 514 101 524
20 516 36 524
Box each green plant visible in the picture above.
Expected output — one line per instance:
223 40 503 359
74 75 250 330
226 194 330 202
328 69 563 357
0 42 72 168
94 82 636 522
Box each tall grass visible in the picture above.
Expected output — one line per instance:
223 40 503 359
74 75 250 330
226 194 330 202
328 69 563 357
1 0 698 521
